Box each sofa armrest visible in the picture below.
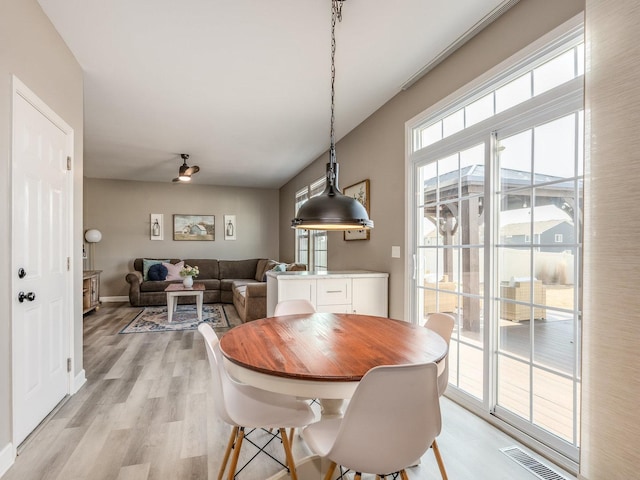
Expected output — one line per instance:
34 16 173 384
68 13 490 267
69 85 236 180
245 282 267 298
126 271 143 285
125 271 143 306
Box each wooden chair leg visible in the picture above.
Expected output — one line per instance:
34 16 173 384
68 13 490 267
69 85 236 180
354 474 362 480
323 461 337 480
432 439 448 480
400 470 410 480
227 427 245 480
217 426 238 480
289 427 295 448
279 428 298 480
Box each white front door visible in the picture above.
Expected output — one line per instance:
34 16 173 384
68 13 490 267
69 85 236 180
12 80 72 446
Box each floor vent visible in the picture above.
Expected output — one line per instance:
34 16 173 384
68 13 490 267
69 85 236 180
500 446 570 480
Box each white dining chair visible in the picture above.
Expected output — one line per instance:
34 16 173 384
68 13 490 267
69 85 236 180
301 362 442 479
425 312 455 396
198 323 315 480
425 312 455 480
274 299 316 316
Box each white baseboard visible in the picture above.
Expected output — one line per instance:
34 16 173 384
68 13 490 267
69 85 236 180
0 442 16 478
72 369 86 394
99 296 128 303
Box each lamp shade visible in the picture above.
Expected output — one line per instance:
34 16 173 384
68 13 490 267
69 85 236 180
292 163 373 231
84 229 102 243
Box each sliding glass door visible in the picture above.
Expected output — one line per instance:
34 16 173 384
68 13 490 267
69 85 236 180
407 24 583 463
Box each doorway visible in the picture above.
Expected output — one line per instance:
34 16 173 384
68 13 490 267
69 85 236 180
406 25 584 464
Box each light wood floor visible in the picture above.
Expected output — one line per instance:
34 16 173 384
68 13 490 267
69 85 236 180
3 303 577 480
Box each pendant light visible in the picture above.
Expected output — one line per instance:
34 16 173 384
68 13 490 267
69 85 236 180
291 0 374 231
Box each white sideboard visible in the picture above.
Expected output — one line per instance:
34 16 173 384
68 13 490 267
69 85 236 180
266 270 389 317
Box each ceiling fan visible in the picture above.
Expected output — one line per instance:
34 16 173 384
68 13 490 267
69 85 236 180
172 154 200 182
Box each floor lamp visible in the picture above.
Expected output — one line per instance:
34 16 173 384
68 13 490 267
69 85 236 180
84 229 102 271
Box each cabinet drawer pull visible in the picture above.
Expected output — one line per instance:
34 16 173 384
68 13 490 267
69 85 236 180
325 290 343 293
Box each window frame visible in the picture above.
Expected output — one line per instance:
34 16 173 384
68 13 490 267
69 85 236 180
294 176 328 271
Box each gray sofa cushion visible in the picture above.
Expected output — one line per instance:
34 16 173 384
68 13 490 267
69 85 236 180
183 258 219 279
219 259 259 280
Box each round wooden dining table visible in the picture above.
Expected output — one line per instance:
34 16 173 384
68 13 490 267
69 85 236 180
219 312 448 405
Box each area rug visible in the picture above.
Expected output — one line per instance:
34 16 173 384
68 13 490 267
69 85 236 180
120 304 230 334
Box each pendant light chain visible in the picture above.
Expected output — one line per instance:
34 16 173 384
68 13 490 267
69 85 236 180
290 0 372 231
329 0 344 182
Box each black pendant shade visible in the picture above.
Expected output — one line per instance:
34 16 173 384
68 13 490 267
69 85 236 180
292 163 373 231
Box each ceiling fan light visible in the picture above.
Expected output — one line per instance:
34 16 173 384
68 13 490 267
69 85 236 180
178 174 191 182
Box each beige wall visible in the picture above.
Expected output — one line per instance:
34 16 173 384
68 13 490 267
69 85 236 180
581 1 640 478
279 0 585 320
84 178 279 297
0 0 84 460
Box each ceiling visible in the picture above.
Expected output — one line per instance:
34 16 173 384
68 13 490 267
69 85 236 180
38 0 511 188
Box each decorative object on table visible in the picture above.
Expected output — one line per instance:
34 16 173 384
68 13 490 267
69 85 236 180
84 228 102 270
150 213 163 240
180 264 199 288
343 179 371 241
171 153 200 183
224 214 236 240
173 214 214 241
291 0 373 232
120 304 231 333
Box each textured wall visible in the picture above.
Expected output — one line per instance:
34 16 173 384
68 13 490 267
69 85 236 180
580 1 640 478
84 178 279 297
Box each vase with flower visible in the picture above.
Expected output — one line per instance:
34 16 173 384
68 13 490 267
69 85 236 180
180 264 199 288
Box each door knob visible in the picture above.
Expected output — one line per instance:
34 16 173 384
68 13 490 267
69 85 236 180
18 268 26 279
18 291 36 303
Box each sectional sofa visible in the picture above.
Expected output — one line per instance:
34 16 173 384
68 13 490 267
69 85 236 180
125 258 305 322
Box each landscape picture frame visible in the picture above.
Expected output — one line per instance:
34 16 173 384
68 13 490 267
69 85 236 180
343 179 370 241
173 214 215 241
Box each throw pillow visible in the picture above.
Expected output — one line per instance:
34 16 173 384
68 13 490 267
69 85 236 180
147 263 168 281
163 261 184 281
262 262 286 281
143 258 169 281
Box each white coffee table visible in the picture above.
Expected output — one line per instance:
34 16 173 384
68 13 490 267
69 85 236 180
164 283 205 322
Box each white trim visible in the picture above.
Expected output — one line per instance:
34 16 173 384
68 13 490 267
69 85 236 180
11 75 76 447
0 442 16 478
71 369 87 395
100 295 129 303
405 13 584 135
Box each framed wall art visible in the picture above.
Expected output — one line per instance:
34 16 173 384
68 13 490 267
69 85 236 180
343 179 370 241
173 214 215 241
224 214 237 240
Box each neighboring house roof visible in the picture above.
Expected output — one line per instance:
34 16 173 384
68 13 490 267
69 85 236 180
501 219 568 236
500 204 573 236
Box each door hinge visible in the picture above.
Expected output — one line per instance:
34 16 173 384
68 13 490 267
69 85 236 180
67 358 72 372
67 257 71 271
66 156 72 171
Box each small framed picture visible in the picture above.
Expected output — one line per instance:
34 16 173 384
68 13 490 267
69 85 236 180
344 179 370 241
224 215 237 240
173 214 215 241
